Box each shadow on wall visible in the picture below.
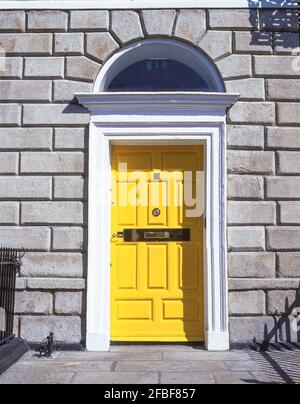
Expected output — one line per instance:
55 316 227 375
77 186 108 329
260 283 300 347
248 0 300 50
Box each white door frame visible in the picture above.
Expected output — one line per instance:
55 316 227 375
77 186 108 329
76 92 238 351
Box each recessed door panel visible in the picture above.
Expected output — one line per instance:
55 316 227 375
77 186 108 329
147 244 168 290
116 244 137 290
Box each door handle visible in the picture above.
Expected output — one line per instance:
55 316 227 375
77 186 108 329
112 232 124 239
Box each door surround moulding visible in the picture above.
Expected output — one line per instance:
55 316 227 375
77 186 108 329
76 92 238 351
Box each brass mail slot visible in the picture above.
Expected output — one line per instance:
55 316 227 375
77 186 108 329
144 231 170 239
123 229 190 242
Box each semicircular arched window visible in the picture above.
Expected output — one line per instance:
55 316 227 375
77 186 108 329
107 58 212 92
99 40 225 93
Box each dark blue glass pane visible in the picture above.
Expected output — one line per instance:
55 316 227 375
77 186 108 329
107 59 212 92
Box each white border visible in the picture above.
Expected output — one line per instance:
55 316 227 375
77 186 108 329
0 0 298 9
77 92 238 352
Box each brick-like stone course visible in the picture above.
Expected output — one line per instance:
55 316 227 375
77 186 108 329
55 292 82 315
0 11 25 32
21 202 83 225
217 55 252 79
225 79 265 101
0 227 50 250
21 152 84 174
52 227 84 251
266 177 300 199
267 227 300 250
228 201 276 225
278 103 300 125
53 80 93 102
234 31 272 54
229 252 275 278
70 10 109 31
0 202 19 224
0 152 18 174
15 291 53 315
280 202 300 224
228 227 265 251
229 102 275 124
54 128 85 150
54 177 84 199
230 317 275 343
22 253 83 278
0 58 23 78
0 80 51 102
254 56 299 76
227 125 264 149
229 291 265 315
0 177 51 199
267 290 300 314
267 127 300 149
0 128 52 150
27 10 68 32
0 104 21 125
0 33 52 54
278 152 300 174
229 279 300 291
0 7 297 346
209 9 258 30
27 278 85 290
23 104 90 126
228 151 275 175
278 253 300 278
267 79 300 100
20 316 81 343
24 57 64 78
228 175 264 199
54 33 84 55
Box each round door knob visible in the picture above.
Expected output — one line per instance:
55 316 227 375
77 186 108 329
152 208 161 217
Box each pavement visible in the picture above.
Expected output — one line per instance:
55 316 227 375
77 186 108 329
0 344 299 384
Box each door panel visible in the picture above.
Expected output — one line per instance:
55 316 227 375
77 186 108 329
147 244 168 290
111 145 204 341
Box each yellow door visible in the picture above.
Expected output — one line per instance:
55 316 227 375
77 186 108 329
110 145 204 342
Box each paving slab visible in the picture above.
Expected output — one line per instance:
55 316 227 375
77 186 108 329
11 359 113 372
0 369 74 384
115 360 226 372
213 371 254 384
60 351 163 361
163 351 251 361
224 360 258 371
161 371 214 384
71 371 159 384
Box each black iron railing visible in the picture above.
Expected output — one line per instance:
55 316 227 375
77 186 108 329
0 248 23 343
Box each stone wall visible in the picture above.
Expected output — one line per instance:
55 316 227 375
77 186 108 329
0 8 299 345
